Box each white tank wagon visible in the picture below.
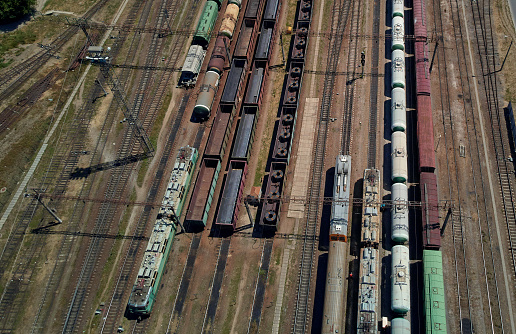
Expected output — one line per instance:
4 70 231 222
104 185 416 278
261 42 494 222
391 49 406 89
391 317 411 333
392 0 404 18
357 247 379 334
391 87 406 132
391 183 409 242
392 245 410 313
193 70 220 119
322 155 351 334
361 169 381 245
179 45 206 87
391 16 405 51
391 131 408 183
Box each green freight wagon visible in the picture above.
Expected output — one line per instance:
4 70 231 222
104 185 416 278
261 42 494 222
423 250 448 334
193 1 220 47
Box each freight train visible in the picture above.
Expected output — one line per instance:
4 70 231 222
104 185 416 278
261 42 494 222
321 155 351 334
412 0 447 330
357 168 381 334
126 146 197 316
389 0 411 330
186 0 277 230
259 0 313 230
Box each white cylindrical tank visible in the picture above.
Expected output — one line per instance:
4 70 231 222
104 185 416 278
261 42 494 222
392 16 405 51
391 87 406 132
391 183 409 243
392 0 404 18
391 49 405 88
391 318 411 334
391 131 408 183
193 70 220 119
392 245 410 313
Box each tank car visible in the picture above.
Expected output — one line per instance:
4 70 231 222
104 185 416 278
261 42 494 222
391 318 410 334
391 183 409 242
391 16 405 51
220 3 240 38
208 36 229 74
321 155 351 334
357 247 379 334
392 245 410 313
193 71 220 119
391 131 408 183
392 0 404 18
391 49 406 88
391 87 406 132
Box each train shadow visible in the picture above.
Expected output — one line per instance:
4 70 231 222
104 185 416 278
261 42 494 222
345 257 360 332
318 167 334 251
310 253 327 334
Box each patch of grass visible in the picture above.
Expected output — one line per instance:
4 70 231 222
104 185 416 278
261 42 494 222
268 267 276 285
0 27 36 67
221 264 243 334
275 249 281 265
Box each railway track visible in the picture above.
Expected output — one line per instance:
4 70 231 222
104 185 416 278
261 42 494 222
291 0 353 331
100 94 192 334
340 0 362 156
0 0 109 102
470 0 516 296
202 237 232 334
430 0 512 331
366 0 380 168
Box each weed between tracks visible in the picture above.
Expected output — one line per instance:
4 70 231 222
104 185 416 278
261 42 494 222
221 263 242 334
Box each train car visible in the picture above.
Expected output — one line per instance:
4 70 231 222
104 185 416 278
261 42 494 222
391 87 406 132
420 172 440 249
244 0 265 22
193 70 220 119
361 168 381 246
260 162 287 229
284 63 304 106
231 111 257 160
208 36 230 74
298 0 312 22
291 21 309 61
263 0 280 22
127 146 198 316
215 160 248 228
321 155 351 334
179 45 206 87
244 65 266 107
392 318 411 334
193 1 220 47
391 131 408 183
417 95 436 173
392 245 410 314
414 41 431 95
391 183 409 243
412 0 428 39
423 250 447 333
185 158 222 229
255 27 274 61
220 3 240 38
391 16 405 51
220 59 248 107
392 0 404 18
391 49 406 89
204 106 236 159
234 20 259 62
272 107 297 162
357 247 379 334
